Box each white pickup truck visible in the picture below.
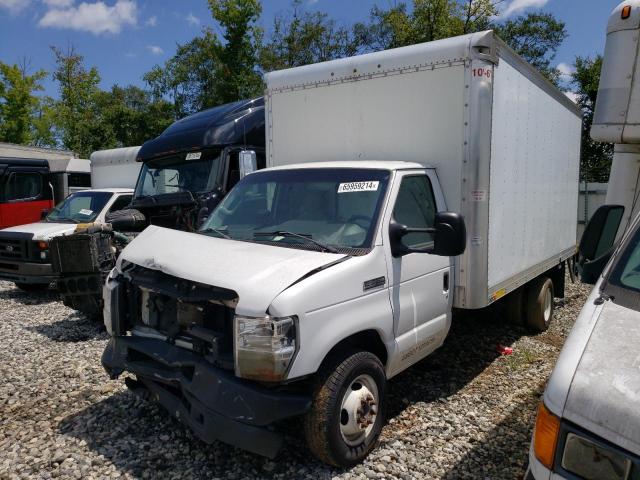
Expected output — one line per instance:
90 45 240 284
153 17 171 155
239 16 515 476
527 2 640 478
0 188 133 291
101 31 580 466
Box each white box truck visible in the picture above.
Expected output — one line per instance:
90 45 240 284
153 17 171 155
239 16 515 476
101 31 581 466
90 146 142 189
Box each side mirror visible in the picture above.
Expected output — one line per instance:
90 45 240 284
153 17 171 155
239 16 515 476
578 204 625 283
40 209 49 220
239 150 257 179
390 212 466 257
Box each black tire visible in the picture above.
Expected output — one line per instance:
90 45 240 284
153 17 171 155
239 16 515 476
303 350 386 467
525 277 554 332
15 282 49 292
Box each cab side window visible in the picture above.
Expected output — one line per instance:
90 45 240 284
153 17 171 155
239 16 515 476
5 172 44 201
393 175 437 249
108 195 132 213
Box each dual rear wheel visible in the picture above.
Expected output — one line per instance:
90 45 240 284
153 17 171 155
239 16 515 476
505 276 555 332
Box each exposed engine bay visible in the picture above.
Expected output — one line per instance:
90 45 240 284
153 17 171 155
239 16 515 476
107 264 238 370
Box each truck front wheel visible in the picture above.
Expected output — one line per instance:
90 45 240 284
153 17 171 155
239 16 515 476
304 350 386 467
526 277 554 332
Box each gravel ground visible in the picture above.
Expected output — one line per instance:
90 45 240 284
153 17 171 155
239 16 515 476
0 278 591 480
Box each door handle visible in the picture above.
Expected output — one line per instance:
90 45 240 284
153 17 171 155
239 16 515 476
443 272 449 293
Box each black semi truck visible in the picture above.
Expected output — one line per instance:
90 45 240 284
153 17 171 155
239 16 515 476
51 97 265 317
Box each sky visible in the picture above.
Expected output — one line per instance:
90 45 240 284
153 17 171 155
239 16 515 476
0 0 624 99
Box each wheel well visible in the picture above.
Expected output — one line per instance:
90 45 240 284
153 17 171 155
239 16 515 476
322 330 388 368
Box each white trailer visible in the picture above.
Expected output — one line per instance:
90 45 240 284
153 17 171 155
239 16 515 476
265 30 581 309
90 146 141 189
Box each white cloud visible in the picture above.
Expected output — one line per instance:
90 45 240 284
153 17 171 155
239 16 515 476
146 45 163 55
557 62 575 81
124 51 136 58
0 0 30 13
42 0 74 7
185 12 199 26
147 45 164 55
564 91 579 104
39 0 138 35
145 14 156 26
501 0 549 18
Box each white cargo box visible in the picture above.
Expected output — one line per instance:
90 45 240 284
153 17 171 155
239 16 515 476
265 31 581 309
90 146 142 189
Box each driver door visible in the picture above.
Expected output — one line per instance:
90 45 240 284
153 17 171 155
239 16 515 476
384 169 452 374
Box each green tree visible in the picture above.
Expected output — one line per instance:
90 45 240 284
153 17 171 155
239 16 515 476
355 1 565 83
51 46 105 157
146 0 263 116
260 0 363 71
145 31 220 118
0 61 47 144
572 55 612 182
355 0 500 51
30 96 57 147
101 85 174 147
208 0 263 103
494 13 567 83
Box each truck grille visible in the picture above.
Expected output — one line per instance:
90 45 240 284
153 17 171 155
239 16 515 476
0 235 29 261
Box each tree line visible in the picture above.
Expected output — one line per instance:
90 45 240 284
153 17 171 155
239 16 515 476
0 0 609 180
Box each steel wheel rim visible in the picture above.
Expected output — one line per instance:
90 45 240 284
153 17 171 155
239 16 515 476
339 374 379 447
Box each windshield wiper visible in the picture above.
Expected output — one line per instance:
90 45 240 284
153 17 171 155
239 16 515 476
200 227 231 239
254 231 340 253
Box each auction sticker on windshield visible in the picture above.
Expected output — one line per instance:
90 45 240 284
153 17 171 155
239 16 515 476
78 209 93 216
338 181 379 193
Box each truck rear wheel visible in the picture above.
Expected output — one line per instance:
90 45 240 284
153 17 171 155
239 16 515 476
525 277 554 332
15 282 49 292
303 350 386 467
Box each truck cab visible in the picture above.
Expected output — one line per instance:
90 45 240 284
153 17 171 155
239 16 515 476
0 188 133 291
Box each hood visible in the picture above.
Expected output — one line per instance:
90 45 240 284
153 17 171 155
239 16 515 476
0 222 77 241
563 300 640 456
118 225 347 316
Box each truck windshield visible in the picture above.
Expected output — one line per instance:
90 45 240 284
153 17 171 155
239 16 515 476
201 168 390 252
46 191 113 223
134 153 222 199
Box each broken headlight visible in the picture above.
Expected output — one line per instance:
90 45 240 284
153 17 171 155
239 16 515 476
234 315 297 381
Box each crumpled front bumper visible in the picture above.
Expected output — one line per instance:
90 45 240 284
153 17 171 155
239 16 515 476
102 336 311 458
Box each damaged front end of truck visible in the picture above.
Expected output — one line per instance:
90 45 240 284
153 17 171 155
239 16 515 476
101 263 311 458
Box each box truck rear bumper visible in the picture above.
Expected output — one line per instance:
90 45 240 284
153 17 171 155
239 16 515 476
102 336 311 458
0 260 57 284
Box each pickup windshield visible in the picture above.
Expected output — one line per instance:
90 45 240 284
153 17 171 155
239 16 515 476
134 152 222 199
46 191 113 223
201 168 390 252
